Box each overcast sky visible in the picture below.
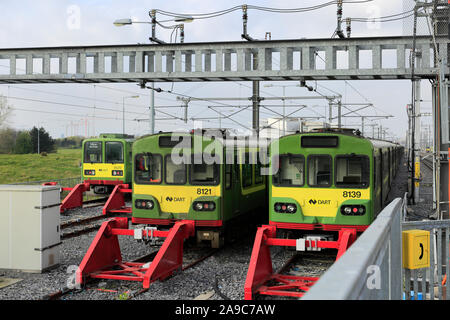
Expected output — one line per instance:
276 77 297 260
0 0 432 141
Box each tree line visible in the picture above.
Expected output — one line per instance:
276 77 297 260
0 126 56 154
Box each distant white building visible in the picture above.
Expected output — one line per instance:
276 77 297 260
259 117 331 139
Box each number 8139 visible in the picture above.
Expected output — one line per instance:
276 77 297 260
342 191 361 198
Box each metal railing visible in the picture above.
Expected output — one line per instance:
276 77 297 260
302 197 403 300
5 177 103 201
7 177 82 189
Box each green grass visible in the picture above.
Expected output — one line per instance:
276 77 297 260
0 148 82 184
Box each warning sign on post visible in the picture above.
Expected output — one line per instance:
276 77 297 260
402 229 430 269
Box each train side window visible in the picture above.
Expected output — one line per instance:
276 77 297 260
373 156 377 190
165 155 187 185
307 155 332 187
225 164 232 189
135 153 162 184
335 155 369 188
84 141 102 163
273 154 304 187
254 153 264 185
105 141 124 163
242 152 253 188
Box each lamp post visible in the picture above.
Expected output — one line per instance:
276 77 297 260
122 95 139 135
113 14 194 43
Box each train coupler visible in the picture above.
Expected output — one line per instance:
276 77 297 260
76 218 195 289
244 225 357 300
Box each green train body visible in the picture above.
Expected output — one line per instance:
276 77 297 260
82 133 134 194
268 131 403 232
131 132 267 247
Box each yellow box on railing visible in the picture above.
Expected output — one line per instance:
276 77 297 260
402 230 430 269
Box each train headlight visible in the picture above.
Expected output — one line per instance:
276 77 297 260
287 204 297 213
112 170 123 176
341 205 366 216
193 201 216 211
135 199 154 210
84 170 95 176
274 202 297 214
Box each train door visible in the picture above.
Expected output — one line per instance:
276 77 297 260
232 151 241 215
374 154 382 216
388 148 392 190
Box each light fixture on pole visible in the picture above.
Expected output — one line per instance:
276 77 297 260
113 13 194 44
122 95 139 135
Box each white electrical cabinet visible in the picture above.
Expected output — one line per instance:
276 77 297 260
0 185 61 272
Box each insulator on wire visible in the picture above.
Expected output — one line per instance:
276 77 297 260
346 18 351 38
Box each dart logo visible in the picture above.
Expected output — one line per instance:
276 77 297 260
309 199 317 205
166 196 185 202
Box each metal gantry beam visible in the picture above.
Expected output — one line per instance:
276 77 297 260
0 36 445 84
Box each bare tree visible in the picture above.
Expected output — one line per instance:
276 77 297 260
0 95 12 128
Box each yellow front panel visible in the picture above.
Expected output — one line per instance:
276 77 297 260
134 184 221 213
272 186 371 217
402 230 430 269
83 163 125 179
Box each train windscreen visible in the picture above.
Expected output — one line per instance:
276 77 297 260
335 155 369 188
84 141 102 163
105 141 123 163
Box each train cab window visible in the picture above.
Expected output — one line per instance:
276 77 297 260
105 141 123 163
135 153 162 184
335 155 369 188
273 154 305 187
190 156 220 185
307 155 332 187
165 155 186 185
84 141 102 163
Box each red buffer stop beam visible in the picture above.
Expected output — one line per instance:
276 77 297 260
244 225 357 300
76 218 196 289
42 181 131 214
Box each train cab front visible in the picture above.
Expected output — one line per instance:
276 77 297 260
82 139 128 194
269 134 374 238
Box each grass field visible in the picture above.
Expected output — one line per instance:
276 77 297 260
0 148 82 184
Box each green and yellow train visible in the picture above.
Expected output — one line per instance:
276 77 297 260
268 129 404 233
130 131 267 247
82 133 135 194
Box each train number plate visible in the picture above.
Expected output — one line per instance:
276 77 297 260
342 191 361 198
197 188 212 195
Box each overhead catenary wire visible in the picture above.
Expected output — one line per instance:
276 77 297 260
154 1 374 20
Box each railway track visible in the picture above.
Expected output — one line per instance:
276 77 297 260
255 249 340 299
43 244 220 300
60 197 128 240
